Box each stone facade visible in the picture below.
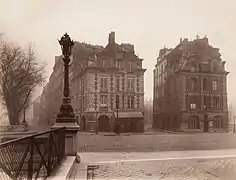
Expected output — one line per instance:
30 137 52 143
153 36 229 132
35 33 146 132
71 32 146 132
33 56 64 126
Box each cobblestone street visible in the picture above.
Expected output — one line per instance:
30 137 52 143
75 149 236 179
88 159 236 180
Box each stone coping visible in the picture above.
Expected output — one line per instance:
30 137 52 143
47 156 75 180
0 131 37 136
79 149 236 165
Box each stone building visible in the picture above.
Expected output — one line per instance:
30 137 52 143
71 32 146 132
153 36 229 132
33 56 64 126
34 32 146 132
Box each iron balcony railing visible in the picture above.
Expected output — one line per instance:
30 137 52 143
0 127 66 179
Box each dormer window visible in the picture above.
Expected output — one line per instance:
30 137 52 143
213 62 217 72
116 60 122 68
213 80 218 91
191 62 197 72
191 65 196 72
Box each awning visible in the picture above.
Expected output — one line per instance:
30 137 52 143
117 112 144 119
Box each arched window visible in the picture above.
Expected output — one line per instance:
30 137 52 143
188 116 200 129
213 116 223 129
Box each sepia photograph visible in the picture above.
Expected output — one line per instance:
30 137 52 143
0 0 236 179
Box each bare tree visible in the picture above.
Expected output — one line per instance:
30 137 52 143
0 40 46 125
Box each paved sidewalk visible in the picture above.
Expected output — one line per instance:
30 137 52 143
79 149 236 164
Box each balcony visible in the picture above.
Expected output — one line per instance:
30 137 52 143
100 88 108 93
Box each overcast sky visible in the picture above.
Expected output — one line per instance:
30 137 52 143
1 0 236 104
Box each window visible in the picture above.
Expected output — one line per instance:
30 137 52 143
203 96 208 110
116 60 122 68
191 65 196 72
213 80 217 91
203 78 207 91
191 62 197 72
127 78 134 92
127 95 134 109
161 64 164 73
213 97 219 109
101 77 108 91
213 63 217 72
190 103 196 110
116 77 120 91
101 60 105 68
128 61 132 71
191 78 197 90
100 95 108 107
115 95 119 109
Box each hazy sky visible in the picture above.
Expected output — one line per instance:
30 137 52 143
1 0 236 104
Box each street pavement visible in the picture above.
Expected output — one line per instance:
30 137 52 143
77 149 236 180
78 132 236 152
88 159 236 179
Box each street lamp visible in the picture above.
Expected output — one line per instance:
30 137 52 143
115 97 120 134
234 116 235 133
22 108 27 124
56 33 75 122
53 33 79 156
95 110 98 134
116 98 119 121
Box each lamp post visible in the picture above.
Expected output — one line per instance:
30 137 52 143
95 110 98 134
234 116 235 133
95 92 98 134
56 33 75 121
95 66 98 134
115 97 120 135
22 108 27 124
21 108 28 130
53 33 79 156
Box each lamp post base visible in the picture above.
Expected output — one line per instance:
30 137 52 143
52 97 80 155
56 97 75 122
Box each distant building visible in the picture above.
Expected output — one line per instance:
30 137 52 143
33 56 64 126
153 36 229 132
71 32 146 133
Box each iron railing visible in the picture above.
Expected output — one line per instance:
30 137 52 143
0 127 66 179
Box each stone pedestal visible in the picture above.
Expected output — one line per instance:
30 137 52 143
52 97 80 156
52 122 79 156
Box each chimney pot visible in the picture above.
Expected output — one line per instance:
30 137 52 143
108 31 115 44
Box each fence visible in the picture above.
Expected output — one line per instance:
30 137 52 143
0 127 66 179
0 125 50 133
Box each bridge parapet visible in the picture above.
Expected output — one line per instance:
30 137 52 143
0 125 50 133
0 127 66 179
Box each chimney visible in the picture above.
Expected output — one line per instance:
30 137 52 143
108 31 115 44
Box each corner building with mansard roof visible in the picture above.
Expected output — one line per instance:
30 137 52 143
71 32 146 133
153 36 229 132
